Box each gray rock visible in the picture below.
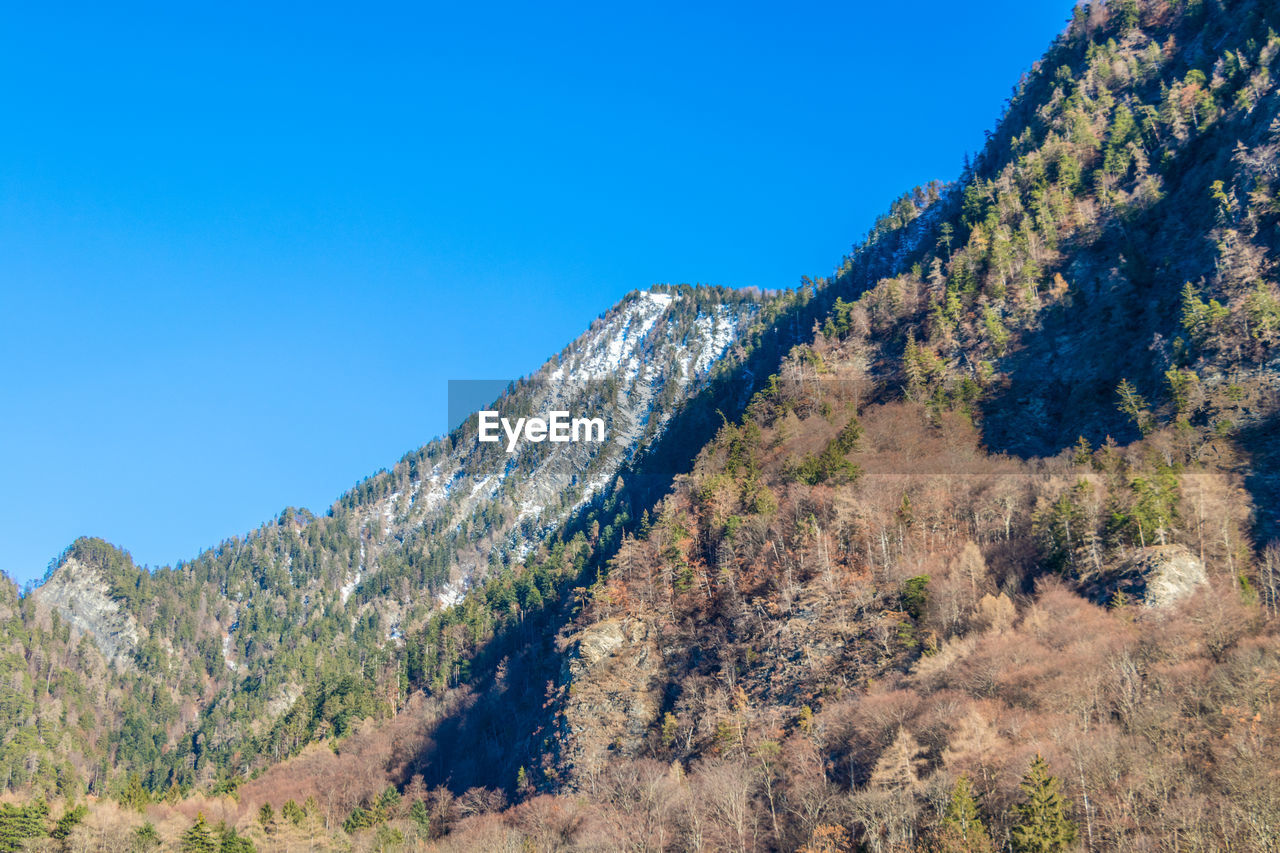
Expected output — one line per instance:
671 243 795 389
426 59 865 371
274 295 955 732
1079 544 1208 608
559 616 663 786
33 556 141 668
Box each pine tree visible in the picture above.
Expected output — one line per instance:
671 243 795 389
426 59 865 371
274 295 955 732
1113 0 1140 33
180 813 218 853
1072 436 1093 466
1180 282 1228 345
903 332 926 401
928 776 994 853
134 823 162 850
1115 379 1153 435
218 824 256 853
409 799 431 834
51 803 86 845
1010 755 1078 853
0 800 48 853
1103 105 1139 176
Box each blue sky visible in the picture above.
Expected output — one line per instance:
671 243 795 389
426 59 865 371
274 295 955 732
0 1 1073 583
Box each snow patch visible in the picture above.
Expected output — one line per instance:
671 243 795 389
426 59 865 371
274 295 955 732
551 290 677 381
221 625 240 673
341 571 361 604
438 582 466 609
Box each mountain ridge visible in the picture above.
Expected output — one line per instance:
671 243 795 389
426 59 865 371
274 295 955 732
4 1 1280 850
15 281 780 799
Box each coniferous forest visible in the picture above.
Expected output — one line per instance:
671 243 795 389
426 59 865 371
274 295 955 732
6 0 1280 849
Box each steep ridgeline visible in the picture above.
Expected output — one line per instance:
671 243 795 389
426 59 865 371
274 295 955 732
325 285 765 618
520 3 1280 852
349 1 1280 851
9 284 768 796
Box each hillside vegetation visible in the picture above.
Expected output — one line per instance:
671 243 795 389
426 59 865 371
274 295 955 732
3 0 1280 850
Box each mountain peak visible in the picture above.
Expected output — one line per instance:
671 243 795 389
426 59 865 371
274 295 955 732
35 538 142 669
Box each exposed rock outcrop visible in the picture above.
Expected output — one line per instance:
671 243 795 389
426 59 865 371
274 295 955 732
558 616 663 786
33 555 140 668
1079 544 1208 608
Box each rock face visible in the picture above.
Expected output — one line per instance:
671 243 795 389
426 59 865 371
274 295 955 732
33 556 140 668
558 616 663 786
1079 544 1208 608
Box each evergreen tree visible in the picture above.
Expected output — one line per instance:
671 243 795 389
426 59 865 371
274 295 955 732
409 799 431 835
343 806 375 834
134 823 162 850
217 824 256 853
1072 436 1093 466
0 800 48 852
1011 755 1078 853
904 332 927 400
281 799 306 826
1103 105 1139 176
1113 0 1140 33
1115 379 1153 435
50 803 86 849
928 776 994 853
180 813 218 853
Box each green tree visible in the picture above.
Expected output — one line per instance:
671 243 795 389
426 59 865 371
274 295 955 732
343 806 375 835
929 776 994 853
1072 436 1093 466
1125 464 1180 547
904 331 927 399
938 221 955 258
0 800 48 852
1165 368 1199 415
1180 282 1228 345
1113 0 1139 32
217 824 256 853
1103 105 1139 176
51 803 86 848
785 417 863 486
120 774 151 812
180 813 218 853
375 825 405 848
902 576 930 620
281 800 306 826
409 800 431 835
1245 283 1280 341
661 712 679 748
1116 379 1154 435
1010 755 1078 853
133 823 162 851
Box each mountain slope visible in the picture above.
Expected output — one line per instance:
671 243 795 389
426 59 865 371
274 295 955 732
397 1 1280 850
5 1 1280 850
9 283 773 797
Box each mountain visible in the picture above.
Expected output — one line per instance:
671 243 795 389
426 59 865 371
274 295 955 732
5 0 1280 850
2 283 781 797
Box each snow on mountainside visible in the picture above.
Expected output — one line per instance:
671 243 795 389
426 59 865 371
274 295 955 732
550 290 675 381
348 286 761 611
23 284 767 792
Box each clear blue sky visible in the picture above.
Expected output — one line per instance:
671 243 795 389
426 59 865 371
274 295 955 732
0 1 1073 583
